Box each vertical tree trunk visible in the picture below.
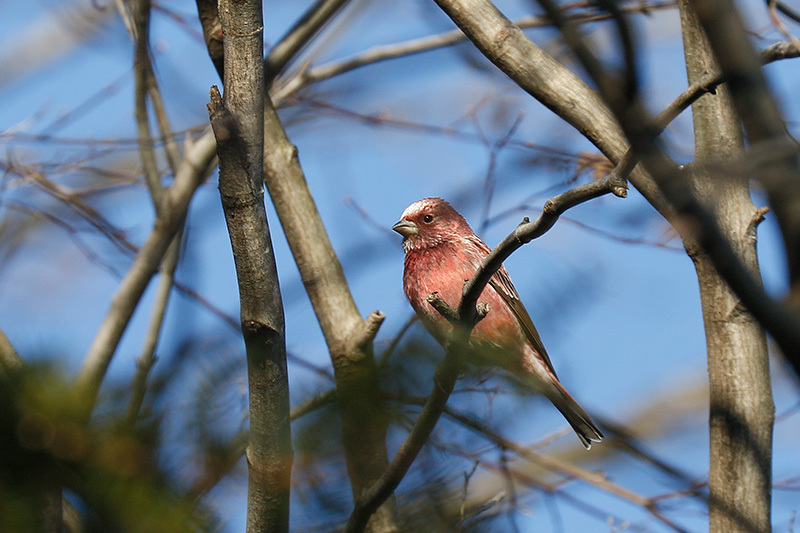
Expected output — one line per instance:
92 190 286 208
211 0 293 530
679 4 774 531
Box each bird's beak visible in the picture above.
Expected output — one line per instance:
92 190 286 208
392 219 418 237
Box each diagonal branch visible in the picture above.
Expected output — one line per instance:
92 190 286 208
74 131 216 419
124 234 181 426
461 172 626 314
264 0 352 85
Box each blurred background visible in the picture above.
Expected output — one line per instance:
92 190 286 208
0 0 798 530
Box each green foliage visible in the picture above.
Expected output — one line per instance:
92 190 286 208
0 363 211 532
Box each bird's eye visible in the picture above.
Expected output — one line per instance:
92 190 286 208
422 214 434 223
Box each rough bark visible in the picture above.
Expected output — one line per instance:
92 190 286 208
210 0 292 530
679 4 774 531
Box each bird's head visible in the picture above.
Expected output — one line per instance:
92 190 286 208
392 197 473 252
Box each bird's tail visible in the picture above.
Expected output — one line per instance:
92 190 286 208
546 380 604 450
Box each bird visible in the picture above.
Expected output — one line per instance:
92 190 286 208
392 197 603 449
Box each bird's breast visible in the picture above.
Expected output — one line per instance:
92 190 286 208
403 243 529 366
403 244 472 318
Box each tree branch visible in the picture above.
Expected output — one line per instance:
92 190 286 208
461 171 626 314
124 234 181 426
132 0 164 214
271 0 677 104
75 130 216 419
211 0 292 529
126 0 185 425
264 0 352 85
261 91 397 532
345 328 467 533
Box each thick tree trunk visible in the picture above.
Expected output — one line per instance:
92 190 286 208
679 4 774 531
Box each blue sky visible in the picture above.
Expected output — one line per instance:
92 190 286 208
1 0 798 530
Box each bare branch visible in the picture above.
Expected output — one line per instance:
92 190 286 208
377 314 417 367
349 310 386 352
132 0 165 214
460 172 626 316
653 41 800 136
212 0 292 529
124 0 185 421
146 66 181 175
75 130 216 419
124 235 181 426
261 89 397 531
264 0 352 85
271 1 677 105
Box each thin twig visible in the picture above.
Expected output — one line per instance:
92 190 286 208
345 343 466 532
264 0 352 84
270 1 676 105
146 72 181 174
377 314 418 367
132 0 165 213
438 406 688 532
124 234 181 426
461 171 626 315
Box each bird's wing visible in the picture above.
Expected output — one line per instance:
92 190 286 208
464 235 558 378
489 269 558 379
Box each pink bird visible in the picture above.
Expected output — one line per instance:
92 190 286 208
393 197 603 449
